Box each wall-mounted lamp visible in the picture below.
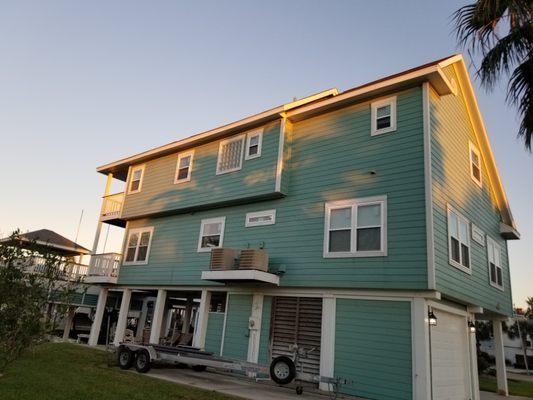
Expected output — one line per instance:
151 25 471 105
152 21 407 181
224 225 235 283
428 310 437 326
468 320 476 333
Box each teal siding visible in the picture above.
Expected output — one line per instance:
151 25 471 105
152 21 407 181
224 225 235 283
258 296 272 365
205 312 225 355
121 122 281 219
222 294 252 360
431 66 513 315
335 299 412 400
118 88 428 289
81 293 98 307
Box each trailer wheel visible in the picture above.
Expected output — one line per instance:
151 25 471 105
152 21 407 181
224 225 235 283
117 346 135 370
134 349 151 373
191 365 207 372
270 356 296 385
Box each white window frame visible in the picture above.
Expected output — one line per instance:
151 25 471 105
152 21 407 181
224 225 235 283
487 236 504 290
245 209 276 227
174 150 194 184
216 134 245 175
245 128 263 160
447 205 472 274
127 164 145 194
197 217 226 252
323 196 387 258
469 141 482 187
371 96 397 136
123 226 154 265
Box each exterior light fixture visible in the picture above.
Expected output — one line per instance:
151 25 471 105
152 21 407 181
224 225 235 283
428 310 437 326
468 320 476 333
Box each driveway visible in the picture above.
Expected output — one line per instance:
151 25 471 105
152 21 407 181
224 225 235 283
480 391 532 400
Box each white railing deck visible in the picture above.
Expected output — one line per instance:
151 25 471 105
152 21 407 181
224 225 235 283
17 257 88 281
101 192 124 220
89 252 121 278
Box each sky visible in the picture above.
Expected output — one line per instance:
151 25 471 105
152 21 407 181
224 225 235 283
0 1 530 307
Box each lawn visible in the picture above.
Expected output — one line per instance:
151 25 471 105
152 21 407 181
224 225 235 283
479 375 533 397
0 342 240 400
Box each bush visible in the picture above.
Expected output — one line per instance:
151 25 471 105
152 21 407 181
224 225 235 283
477 351 494 373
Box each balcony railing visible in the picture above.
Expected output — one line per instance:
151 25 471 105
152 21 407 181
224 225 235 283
16 256 89 281
101 192 124 221
86 253 122 284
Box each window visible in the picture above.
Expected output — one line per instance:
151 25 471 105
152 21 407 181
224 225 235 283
469 142 482 187
371 96 397 135
174 150 194 184
245 129 263 160
128 165 145 194
209 292 227 313
447 206 471 273
123 227 154 265
245 209 276 227
216 135 245 174
324 196 387 257
198 217 226 252
487 237 503 290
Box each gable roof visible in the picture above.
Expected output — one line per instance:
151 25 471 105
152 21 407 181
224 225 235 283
2 229 91 256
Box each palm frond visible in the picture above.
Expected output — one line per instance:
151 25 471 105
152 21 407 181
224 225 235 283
507 57 533 149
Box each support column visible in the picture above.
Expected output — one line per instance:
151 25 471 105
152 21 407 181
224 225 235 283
149 289 167 344
136 298 149 342
62 307 76 341
193 290 211 348
412 298 431 400
319 296 336 391
493 319 509 396
182 298 193 333
247 294 264 364
91 173 113 254
88 287 108 346
469 314 480 400
113 288 132 346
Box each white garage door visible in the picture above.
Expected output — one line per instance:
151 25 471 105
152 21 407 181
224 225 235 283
431 309 471 400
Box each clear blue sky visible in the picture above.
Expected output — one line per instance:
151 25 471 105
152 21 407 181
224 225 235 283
1 1 530 307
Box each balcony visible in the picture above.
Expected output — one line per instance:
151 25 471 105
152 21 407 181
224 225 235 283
85 253 122 284
19 256 89 282
100 192 126 227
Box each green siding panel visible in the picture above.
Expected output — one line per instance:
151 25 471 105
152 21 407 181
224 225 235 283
431 66 513 315
205 312 225 355
334 299 412 400
258 296 272 366
222 294 252 361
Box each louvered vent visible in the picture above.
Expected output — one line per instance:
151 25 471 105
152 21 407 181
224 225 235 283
239 249 269 272
209 248 237 270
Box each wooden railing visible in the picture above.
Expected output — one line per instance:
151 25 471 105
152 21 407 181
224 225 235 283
89 253 121 278
101 192 124 220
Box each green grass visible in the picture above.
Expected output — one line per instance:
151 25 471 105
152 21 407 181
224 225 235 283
479 375 533 397
0 342 240 400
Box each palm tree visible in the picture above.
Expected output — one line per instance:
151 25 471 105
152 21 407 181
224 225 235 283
453 0 533 150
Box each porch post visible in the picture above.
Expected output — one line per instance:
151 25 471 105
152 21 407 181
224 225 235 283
92 173 114 254
411 298 431 400
247 294 264 364
113 288 132 346
62 307 76 341
182 297 193 333
193 289 211 348
149 289 167 344
493 319 509 396
469 314 480 400
88 287 108 346
319 296 336 391
136 298 149 342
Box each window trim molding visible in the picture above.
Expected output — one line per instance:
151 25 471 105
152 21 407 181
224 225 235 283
487 236 504 291
469 141 483 188
197 216 226 253
127 164 146 194
245 128 263 160
323 195 387 258
122 226 154 266
447 204 472 274
371 96 397 136
174 150 195 184
216 134 245 175
245 209 276 227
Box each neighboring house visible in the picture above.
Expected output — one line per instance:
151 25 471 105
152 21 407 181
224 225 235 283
85 54 519 400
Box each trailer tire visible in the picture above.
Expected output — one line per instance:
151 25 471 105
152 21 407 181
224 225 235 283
191 365 207 372
118 346 135 370
270 356 296 385
134 349 151 373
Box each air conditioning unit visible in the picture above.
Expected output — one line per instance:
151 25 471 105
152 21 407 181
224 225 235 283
239 249 269 272
209 248 237 270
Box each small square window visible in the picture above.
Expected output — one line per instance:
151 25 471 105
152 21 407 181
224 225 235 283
371 97 397 136
469 142 482 187
245 129 263 160
217 135 245 174
128 165 145 194
174 151 194 184
198 217 226 252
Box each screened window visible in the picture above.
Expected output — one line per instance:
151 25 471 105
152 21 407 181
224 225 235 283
447 206 471 273
371 97 397 135
175 151 194 183
124 227 154 265
469 142 482 187
128 165 145 194
324 196 387 257
487 237 503 289
245 129 263 160
216 135 245 174
198 217 226 252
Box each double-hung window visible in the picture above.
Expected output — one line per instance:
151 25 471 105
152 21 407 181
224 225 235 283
447 206 471 273
128 165 145 194
324 196 387 257
216 135 245 174
245 129 263 160
175 151 194 183
124 227 154 265
469 141 482 187
371 96 397 135
198 217 226 252
487 237 503 289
